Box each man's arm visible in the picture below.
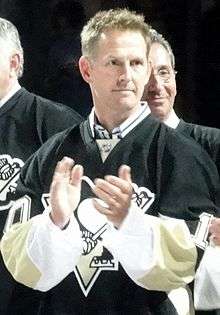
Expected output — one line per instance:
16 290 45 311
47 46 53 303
1 160 197 293
93 165 197 291
0 156 84 292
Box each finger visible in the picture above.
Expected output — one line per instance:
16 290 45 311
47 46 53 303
53 157 75 181
93 182 120 206
94 178 121 196
93 199 114 216
70 164 84 186
104 175 132 195
93 199 126 228
118 165 132 183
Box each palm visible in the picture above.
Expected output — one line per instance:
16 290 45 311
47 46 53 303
49 157 83 227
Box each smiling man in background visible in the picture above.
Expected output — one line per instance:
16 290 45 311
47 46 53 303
143 28 220 314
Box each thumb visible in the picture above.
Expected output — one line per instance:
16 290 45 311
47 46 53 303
118 165 132 183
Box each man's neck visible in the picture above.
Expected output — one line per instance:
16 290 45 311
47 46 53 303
0 80 21 108
163 109 180 129
96 113 129 132
89 102 151 139
95 105 143 132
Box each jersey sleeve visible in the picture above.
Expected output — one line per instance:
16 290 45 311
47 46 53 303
194 244 220 310
1 195 196 293
0 210 83 291
103 203 196 292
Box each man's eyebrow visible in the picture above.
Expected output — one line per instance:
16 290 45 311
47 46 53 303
154 65 172 70
106 55 120 59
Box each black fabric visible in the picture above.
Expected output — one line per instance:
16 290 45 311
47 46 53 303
0 88 82 315
177 119 220 175
0 87 82 235
6 114 220 315
196 311 220 315
176 119 220 315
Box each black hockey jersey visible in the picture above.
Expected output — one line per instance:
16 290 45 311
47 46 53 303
0 87 82 315
1 114 220 315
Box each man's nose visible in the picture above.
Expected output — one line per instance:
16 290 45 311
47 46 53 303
147 72 163 92
119 64 132 83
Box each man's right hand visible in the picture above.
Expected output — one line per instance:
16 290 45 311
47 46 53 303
49 157 83 229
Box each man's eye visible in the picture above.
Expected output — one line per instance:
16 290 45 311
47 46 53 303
109 60 118 66
158 69 170 77
131 60 142 66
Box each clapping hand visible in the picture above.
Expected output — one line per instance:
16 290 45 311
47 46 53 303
93 165 133 228
49 157 83 229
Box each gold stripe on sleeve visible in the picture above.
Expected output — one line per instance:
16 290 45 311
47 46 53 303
138 218 197 291
0 220 41 289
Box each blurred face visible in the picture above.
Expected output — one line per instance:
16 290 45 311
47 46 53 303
79 29 149 127
0 45 11 99
0 42 19 100
143 42 177 121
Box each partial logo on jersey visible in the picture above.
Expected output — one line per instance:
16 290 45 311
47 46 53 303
75 198 118 296
41 193 50 212
0 154 24 211
41 182 155 297
192 212 213 250
3 195 31 233
160 211 213 251
131 183 155 213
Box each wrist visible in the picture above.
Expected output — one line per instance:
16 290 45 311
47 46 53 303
49 212 70 230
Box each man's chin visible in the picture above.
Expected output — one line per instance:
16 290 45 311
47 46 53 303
150 106 167 121
117 97 137 108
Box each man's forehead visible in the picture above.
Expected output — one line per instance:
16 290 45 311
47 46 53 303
149 44 172 67
99 29 146 44
96 30 148 57
0 40 12 56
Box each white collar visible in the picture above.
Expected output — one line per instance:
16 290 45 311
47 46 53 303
0 81 21 109
89 102 151 138
163 109 180 129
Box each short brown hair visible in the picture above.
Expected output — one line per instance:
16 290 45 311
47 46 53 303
81 8 151 58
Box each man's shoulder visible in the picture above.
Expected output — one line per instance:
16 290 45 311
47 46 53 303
164 122 210 156
44 124 81 146
193 123 220 140
135 116 203 158
178 120 220 146
30 123 82 162
26 89 82 119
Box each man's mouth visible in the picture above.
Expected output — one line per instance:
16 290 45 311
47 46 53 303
113 89 134 92
148 96 165 105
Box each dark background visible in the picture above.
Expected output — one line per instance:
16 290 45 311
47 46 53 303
0 0 219 126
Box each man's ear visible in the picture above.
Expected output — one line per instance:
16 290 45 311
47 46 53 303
10 53 21 77
79 56 92 83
